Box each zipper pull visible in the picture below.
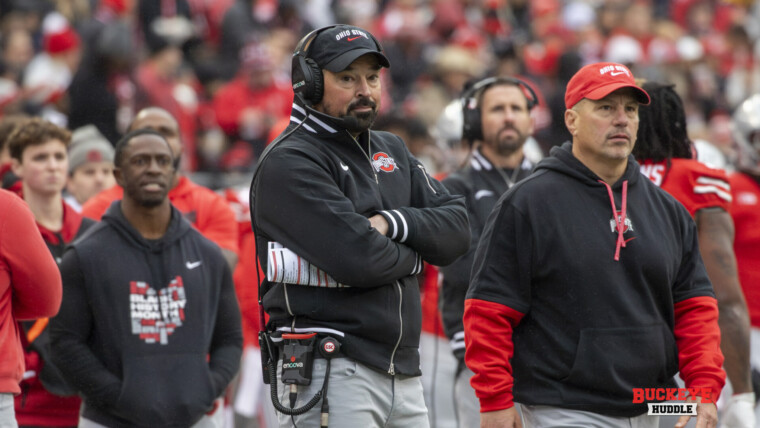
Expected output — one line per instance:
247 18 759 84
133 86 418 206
374 172 378 184
388 362 395 375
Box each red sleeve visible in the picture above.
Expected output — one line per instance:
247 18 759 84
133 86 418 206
2 192 62 319
232 230 263 347
420 263 444 336
663 159 732 217
674 295 726 402
195 190 240 254
463 298 525 412
81 186 122 221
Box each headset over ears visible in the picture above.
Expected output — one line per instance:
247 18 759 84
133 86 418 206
291 26 335 105
461 76 539 143
291 25 384 105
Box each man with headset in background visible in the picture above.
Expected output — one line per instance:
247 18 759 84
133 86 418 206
250 24 470 427
438 76 538 428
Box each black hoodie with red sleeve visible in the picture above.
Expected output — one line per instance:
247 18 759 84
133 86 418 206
464 142 725 417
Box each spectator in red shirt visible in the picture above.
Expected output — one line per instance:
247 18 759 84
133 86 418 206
135 39 200 171
212 41 292 159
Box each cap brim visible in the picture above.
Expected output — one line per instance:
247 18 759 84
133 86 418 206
585 83 650 105
323 49 391 72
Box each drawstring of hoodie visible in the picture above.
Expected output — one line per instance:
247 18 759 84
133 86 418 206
600 180 628 261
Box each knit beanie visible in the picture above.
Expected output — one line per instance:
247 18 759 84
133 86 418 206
68 125 114 173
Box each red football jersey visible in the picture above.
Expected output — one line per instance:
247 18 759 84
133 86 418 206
729 173 760 327
639 158 731 216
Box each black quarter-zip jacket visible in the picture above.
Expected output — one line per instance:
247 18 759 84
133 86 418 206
253 100 470 376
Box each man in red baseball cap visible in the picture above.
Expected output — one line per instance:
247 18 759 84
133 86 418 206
463 62 724 427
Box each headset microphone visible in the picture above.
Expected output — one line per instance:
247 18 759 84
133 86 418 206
336 115 361 132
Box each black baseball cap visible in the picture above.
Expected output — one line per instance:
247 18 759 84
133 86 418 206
307 25 391 72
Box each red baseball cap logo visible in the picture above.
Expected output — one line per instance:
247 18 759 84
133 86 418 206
564 62 650 109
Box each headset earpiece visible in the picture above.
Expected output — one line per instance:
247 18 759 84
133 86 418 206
291 25 342 105
461 94 483 143
461 76 539 142
291 54 324 104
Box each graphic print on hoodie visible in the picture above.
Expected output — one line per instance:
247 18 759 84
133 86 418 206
130 277 186 344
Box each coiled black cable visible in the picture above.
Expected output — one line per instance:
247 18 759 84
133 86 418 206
267 357 329 415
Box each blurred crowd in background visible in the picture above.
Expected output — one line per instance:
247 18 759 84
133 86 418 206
0 0 759 185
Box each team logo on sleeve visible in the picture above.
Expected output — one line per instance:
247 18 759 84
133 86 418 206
130 276 187 345
372 152 397 173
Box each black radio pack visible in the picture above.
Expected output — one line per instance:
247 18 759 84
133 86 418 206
281 332 318 385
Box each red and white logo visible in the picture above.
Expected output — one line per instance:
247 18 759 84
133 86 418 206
335 29 369 42
639 163 665 187
372 152 397 173
323 342 336 354
610 211 634 233
129 276 187 345
599 64 631 78
632 387 712 416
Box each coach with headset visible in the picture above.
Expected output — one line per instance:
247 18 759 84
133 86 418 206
438 76 538 428
250 24 469 427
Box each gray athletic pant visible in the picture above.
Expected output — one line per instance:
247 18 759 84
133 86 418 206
276 358 430 428
0 394 17 428
454 367 481 428
78 398 224 428
520 405 659 428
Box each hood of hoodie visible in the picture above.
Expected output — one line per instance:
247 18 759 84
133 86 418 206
102 201 192 254
535 142 641 261
534 142 641 189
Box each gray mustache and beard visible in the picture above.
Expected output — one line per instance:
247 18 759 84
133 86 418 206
340 98 377 133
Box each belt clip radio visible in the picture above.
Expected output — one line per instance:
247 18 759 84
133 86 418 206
281 332 317 385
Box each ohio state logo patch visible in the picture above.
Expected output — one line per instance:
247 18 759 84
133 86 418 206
610 211 634 233
372 152 397 173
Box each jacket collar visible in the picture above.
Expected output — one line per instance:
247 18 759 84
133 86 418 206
470 146 532 172
289 98 369 143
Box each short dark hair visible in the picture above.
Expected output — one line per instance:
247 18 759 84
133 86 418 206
633 82 693 162
114 128 172 168
0 114 29 153
8 117 71 161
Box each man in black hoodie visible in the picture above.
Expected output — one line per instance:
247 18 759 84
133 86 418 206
50 129 242 428
464 63 724 428
251 24 469 427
